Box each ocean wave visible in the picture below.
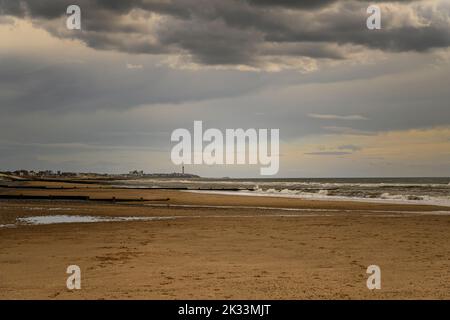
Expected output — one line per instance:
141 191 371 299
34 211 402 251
119 178 450 189
186 189 450 207
112 178 450 206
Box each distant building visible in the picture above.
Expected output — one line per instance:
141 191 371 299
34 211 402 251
61 172 77 177
38 170 53 176
129 170 144 177
14 170 28 176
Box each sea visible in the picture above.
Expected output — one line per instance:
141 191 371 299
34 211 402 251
113 177 450 207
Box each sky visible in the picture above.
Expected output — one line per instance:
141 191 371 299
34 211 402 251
0 0 450 178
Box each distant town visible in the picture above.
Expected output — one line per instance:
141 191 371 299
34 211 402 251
0 169 200 180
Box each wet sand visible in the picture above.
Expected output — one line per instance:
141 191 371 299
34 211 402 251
1 182 450 299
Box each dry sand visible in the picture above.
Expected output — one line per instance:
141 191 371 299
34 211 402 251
1 183 449 299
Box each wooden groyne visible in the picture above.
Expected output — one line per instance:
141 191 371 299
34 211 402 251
0 185 254 192
0 194 169 202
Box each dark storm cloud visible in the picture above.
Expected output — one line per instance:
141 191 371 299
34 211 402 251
0 54 276 113
245 0 340 9
247 0 416 7
1 0 449 67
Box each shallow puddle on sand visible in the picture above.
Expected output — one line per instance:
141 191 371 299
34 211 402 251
16 215 174 226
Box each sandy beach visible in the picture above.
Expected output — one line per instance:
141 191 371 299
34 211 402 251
2 0 450 304
1 181 450 299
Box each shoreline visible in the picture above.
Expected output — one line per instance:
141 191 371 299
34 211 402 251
183 189 450 207
3 176 449 207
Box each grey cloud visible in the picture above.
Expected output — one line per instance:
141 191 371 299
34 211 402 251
0 15 13 24
305 151 353 156
1 0 449 67
246 0 416 9
322 126 376 136
308 113 368 120
338 145 362 151
245 0 338 9
0 54 275 113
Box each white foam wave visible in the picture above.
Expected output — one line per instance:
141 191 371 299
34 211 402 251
186 189 450 207
120 179 450 189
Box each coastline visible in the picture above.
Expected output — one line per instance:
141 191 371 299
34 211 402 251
184 189 450 207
